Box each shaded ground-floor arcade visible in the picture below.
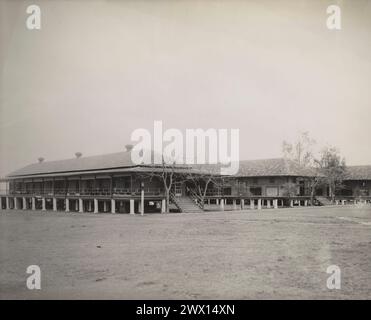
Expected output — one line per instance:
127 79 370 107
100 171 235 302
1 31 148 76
1 193 364 215
0 196 168 214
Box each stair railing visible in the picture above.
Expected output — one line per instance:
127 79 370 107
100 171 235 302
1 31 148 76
169 192 182 212
186 187 204 210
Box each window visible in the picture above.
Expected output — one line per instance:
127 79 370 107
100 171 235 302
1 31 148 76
223 187 232 195
266 187 279 197
269 177 275 184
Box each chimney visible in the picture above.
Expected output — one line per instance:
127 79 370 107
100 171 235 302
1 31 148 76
38 157 44 163
75 152 82 159
125 144 134 152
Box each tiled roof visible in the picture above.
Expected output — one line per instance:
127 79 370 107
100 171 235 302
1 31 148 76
7 150 369 180
190 158 314 177
7 151 136 177
236 158 314 177
5 150 200 179
345 165 371 180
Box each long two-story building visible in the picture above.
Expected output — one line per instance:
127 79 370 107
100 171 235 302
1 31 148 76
0 150 370 213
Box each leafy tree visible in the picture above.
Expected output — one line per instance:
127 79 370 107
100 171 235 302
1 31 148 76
281 181 298 199
281 133 347 204
315 146 346 203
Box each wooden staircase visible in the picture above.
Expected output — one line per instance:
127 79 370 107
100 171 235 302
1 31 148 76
316 196 333 206
171 195 203 213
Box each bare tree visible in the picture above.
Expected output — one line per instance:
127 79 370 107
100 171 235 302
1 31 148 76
282 132 318 203
184 164 224 210
138 157 184 213
307 170 324 205
282 131 316 167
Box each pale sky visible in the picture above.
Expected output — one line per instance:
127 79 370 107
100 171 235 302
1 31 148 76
1 0 371 177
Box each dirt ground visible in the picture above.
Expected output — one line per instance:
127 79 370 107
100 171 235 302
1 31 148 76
0 205 370 299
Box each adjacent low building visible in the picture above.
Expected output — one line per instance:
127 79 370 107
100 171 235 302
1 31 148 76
341 165 371 199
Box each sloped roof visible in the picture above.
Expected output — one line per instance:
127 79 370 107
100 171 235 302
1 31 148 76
236 158 314 177
5 153 315 179
8 151 360 180
7 151 136 177
173 158 314 177
345 165 371 180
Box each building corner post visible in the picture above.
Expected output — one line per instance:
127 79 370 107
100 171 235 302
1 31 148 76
79 198 83 213
65 198 70 212
220 199 224 211
130 199 135 214
161 199 166 213
111 199 115 214
94 198 98 213
257 198 262 210
31 197 36 210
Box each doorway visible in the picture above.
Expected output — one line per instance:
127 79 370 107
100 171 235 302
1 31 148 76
172 182 183 197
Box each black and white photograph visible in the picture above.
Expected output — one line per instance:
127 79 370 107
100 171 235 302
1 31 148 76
0 0 370 310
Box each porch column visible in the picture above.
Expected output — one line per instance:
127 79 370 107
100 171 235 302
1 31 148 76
53 198 57 211
23 197 27 210
290 199 294 207
141 188 144 216
111 199 115 213
266 199 271 209
335 200 339 205
6 197 10 209
161 199 166 213
298 200 301 207
138 201 142 214
233 199 237 210
216 199 219 205
79 198 83 213
103 201 107 212
31 197 36 210
94 199 98 213
220 199 224 211
75 200 78 211
342 200 346 205
273 199 278 209
65 198 69 212
14 197 18 210
240 199 244 210
41 198 46 211
257 198 262 210
250 199 255 210
304 200 308 206
130 199 135 214
88 200 92 212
